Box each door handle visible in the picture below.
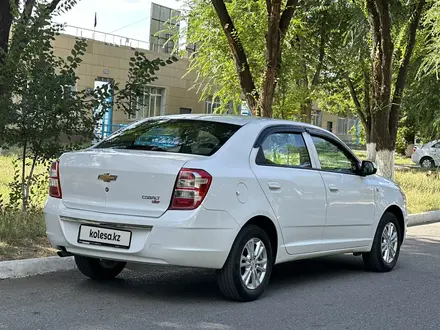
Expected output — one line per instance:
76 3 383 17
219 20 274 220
328 184 339 192
268 182 281 190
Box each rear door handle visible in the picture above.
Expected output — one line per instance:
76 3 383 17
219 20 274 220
328 184 339 192
268 182 281 190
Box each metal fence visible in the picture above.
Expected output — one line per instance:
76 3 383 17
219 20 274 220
94 123 128 142
61 25 193 58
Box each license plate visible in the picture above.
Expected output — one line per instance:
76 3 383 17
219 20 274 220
78 225 132 249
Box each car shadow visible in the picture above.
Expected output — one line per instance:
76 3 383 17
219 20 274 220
75 254 367 303
72 235 440 303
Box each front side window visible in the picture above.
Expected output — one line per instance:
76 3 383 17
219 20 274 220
257 132 311 168
96 119 240 156
311 136 358 173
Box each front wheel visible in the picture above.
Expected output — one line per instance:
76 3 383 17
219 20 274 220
75 255 126 280
217 225 274 302
363 212 402 272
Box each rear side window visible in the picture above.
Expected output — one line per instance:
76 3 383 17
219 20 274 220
96 119 240 156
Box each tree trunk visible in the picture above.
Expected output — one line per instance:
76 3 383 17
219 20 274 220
345 72 375 161
211 0 259 113
0 0 14 65
212 0 297 117
366 0 425 179
259 0 283 117
389 0 426 141
299 100 312 123
366 0 394 179
364 121 376 162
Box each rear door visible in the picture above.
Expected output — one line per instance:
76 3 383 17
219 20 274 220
430 142 440 165
250 126 327 255
308 132 375 250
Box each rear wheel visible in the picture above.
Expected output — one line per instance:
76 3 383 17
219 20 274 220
363 212 402 272
420 157 435 168
75 255 126 280
217 225 274 302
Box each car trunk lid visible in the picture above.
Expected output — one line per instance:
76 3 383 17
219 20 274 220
59 149 199 217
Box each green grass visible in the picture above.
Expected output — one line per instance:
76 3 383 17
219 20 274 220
353 150 413 166
395 169 440 214
0 155 15 201
0 154 48 204
1 155 48 245
0 210 46 240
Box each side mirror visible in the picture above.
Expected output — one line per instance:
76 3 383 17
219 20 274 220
359 160 377 176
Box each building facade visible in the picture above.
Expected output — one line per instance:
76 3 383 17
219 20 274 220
53 2 359 144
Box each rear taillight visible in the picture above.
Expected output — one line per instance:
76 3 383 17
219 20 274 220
169 168 212 210
49 160 62 199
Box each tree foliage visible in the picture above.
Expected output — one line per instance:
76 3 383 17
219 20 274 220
173 0 350 121
173 0 302 117
419 0 440 76
0 0 80 64
0 3 177 212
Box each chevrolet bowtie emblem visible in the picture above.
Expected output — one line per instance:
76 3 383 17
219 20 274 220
97 173 118 183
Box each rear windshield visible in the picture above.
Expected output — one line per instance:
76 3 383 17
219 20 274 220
95 118 241 156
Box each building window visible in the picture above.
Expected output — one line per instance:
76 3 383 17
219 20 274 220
337 118 349 134
311 110 322 127
150 3 180 54
205 96 221 114
186 43 198 57
327 121 333 133
226 101 235 114
347 118 358 133
131 86 164 119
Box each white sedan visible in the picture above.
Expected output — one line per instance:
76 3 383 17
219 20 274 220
44 115 407 301
411 140 440 168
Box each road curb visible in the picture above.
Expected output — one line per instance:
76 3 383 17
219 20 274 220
407 210 440 227
1 211 439 280
0 256 75 280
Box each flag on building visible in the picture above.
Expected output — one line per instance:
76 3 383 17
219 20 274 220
94 12 97 28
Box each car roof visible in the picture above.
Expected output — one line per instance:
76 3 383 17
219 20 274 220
146 114 329 133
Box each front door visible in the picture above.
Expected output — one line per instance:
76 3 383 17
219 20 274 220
310 135 375 250
250 129 327 255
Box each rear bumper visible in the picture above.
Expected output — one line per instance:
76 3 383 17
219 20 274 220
411 154 421 164
44 198 239 269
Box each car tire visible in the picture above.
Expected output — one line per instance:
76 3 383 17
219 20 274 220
362 212 402 272
420 157 435 168
74 255 126 280
216 225 274 302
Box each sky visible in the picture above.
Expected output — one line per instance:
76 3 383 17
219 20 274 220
55 0 181 41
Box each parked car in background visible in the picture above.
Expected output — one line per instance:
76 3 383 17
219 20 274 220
411 140 440 168
44 115 408 301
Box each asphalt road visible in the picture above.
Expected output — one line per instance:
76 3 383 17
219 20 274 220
1 223 440 330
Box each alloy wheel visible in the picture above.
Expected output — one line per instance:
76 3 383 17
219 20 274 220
421 159 433 168
240 238 268 290
381 223 399 264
